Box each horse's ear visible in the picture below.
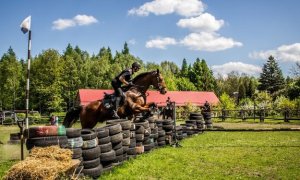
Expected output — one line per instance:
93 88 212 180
157 69 160 74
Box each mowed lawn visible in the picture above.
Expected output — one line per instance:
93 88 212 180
101 131 300 179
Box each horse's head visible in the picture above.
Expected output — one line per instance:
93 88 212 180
152 69 167 94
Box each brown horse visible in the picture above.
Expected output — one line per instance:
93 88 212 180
63 69 167 129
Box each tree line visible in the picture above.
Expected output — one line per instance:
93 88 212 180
0 42 299 114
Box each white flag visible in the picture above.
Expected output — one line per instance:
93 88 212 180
20 16 31 34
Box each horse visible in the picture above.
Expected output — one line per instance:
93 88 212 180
63 69 167 129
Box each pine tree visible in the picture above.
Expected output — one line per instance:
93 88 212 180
258 56 285 94
180 58 188 77
122 42 129 55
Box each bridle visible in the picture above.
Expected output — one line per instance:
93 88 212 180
155 73 165 93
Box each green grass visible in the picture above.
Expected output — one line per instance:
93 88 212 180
1 123 300 179
101 132 300 179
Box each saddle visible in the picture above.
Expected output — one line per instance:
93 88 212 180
103 86 128 109
103 93 124 110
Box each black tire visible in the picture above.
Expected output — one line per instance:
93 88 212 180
185 120 197 125
162 125 174 131
115 147 123 156
107 124 122 135
158 130 166 137
112 141 123 150
127 147 136 155
158 141 166 146
144 143 154 151
81 129 97 141
94 127 109 138
26 136 68 150
122 137 130 146
162 120 173 125
189 115 203 120
135 125 145 134
99 142 112 153
66 128 81 138
107 119 131 130
82 164 103 178
98 136 111 145
135 134 144 142
82 146 101 161
114 154 123 163
157 136 165 142
135 121 149 128
100 150 116 162
71 148 82 159
122 130 130 138
129 138 136 148
83 157 100 169
190 112 202 116
110 133 123 144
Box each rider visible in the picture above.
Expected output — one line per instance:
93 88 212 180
111 62 141 118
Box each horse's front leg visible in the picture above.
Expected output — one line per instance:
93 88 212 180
127 99 151 114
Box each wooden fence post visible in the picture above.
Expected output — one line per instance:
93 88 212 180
222 109 226 121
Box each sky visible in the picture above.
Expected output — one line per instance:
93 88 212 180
1 0 300 77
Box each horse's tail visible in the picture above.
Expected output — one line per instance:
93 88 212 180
63 106 82 128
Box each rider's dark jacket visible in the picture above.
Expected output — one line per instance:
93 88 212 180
111 68 133 95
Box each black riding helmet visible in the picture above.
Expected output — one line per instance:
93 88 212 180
132 62 141 69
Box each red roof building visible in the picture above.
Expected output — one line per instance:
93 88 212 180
77 89 219 107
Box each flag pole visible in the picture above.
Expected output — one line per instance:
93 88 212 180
19 16 31 160
25 30 31 129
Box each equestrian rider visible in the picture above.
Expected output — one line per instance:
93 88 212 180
111 62 141 118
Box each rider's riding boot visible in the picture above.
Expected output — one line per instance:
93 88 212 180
112 97 121 119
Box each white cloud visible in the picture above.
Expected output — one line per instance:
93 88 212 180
249 43 300 62
52 19 76 30
177 13 224 32
128 39 136 45
180 32 243 51
73 15 98 26
128 0 204 17
146 37 177 49
212 62 262 77
52 14 98 30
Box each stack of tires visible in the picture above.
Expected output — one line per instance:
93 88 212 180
156 120 166 147
94 127 114 172
162 120 174 144
65 128 83 176
134 120 149 154
80 129 102 178
106 124 123 167
25 126 67 151
189 112 205 131
184 120 197 136
174 126 184 140
127 123 137 159
139 120 155 153
107 119 131 162
147 117 159 148
134 123 144 154
202 111 213 129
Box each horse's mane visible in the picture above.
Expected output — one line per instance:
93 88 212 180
132 71 156 83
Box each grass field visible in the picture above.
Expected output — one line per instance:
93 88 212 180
101 131 300 179
0 122 299 179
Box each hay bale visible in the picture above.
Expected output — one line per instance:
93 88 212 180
3 146 78 180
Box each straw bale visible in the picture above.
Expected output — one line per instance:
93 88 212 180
3 146 77 180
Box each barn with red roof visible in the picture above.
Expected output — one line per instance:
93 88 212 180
76 89 219 107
